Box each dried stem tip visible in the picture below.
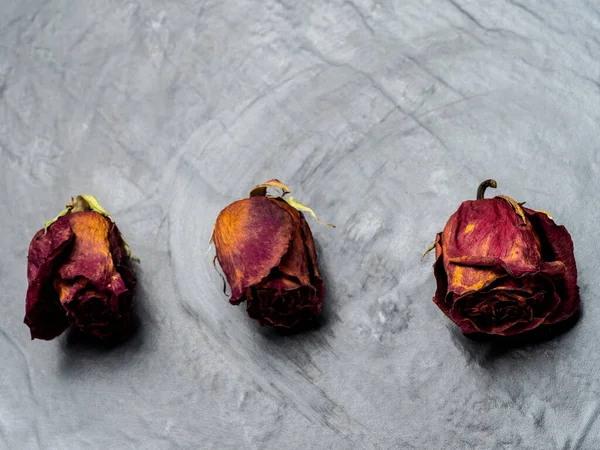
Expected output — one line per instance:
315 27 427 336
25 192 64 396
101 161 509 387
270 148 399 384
477 179 497 200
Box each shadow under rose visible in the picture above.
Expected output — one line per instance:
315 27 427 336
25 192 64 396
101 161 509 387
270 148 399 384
253 300 332 386
467 309 581 349
450 309 582 365
58 288 151 375
258 311 329 338
61 310 143 350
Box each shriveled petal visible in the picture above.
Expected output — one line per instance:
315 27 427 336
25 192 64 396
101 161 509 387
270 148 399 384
54 276 88 305
24 218 74 340
108 222 128 267
298 210 325 302
107 223 136 324
524 207 580 323
245 285 322 328
26 217 74 283
57 212 123 292
442 198 542 263
262 273 303 291
54 212 133 340
449 270 561 335
445 255 565 297
432 233 451 315
62 289 129 340
272 199 312 286
213 196 294 301
441 198 543 297
64 289 110 327
501 316 547 336
62 217 134 339
452 290 541 335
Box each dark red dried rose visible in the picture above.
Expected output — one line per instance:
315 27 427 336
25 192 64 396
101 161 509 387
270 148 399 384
212 180 332 328
24 195 136 341
429 180 579 336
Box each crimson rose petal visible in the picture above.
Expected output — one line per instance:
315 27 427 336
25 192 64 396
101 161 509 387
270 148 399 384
24 219 74 340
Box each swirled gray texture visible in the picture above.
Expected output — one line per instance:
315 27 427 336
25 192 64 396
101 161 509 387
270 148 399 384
2 0 600 448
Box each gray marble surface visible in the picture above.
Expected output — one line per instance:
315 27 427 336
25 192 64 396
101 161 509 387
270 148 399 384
2 0 600 448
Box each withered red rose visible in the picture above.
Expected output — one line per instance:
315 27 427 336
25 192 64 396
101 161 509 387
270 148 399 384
431 180 579 336
212 180 329 328
24 196 136 341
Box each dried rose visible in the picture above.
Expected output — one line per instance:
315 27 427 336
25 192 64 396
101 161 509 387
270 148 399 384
24 195 137 341
212 180 333 328
428 180 579 336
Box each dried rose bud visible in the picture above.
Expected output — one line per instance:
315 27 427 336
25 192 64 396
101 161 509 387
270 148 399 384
212 180 333 328
428 180 579 336
24 195 137 341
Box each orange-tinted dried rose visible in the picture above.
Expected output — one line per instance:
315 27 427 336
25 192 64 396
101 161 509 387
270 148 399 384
212 180 332 328
429 180 579 336
24 196 136 341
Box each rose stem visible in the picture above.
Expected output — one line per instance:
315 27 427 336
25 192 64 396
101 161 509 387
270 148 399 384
476 179 497 200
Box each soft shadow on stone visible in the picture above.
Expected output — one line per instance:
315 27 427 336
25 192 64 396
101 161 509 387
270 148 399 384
259 312 329 338
452 309 581 363
250 241 337 377
467 309 580 348
254 304 331 378
61 309 143 351
58 286 151 375
313 238 342 328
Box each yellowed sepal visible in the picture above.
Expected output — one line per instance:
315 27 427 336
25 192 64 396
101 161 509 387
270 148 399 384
421 242 436 261
248 179 335 228
78 194 112 218
496 195 527 225
534 209 553 219
284 196 335 228
518 201 553 220
44 195 112 232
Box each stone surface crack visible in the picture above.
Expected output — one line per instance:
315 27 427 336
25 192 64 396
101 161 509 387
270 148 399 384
344 1 375 35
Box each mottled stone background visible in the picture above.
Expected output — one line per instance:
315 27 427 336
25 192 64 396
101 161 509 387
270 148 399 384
2 0 600 448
